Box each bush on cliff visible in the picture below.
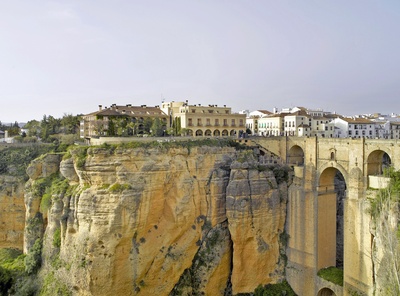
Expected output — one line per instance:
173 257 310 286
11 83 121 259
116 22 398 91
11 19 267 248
235 281 297 296
25 238 43 275
0 248 34 295
0 145 55 179
368 168 400 295
317 266 343 286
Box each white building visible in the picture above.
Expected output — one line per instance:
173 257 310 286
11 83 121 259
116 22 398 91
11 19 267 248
331 117 376 138
245 110 272 135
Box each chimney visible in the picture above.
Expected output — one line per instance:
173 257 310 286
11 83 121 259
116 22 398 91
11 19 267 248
99 105 102 111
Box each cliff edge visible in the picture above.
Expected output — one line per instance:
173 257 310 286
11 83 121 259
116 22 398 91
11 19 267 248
23 143 290 295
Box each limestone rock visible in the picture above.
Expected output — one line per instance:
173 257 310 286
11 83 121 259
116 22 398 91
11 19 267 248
0 175 25 249
226 165 287 295
22 145 289 295
60 157 79 182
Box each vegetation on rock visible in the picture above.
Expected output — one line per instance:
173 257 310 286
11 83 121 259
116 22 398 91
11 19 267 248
0 145 55 179
0 247 40 295
236 280 297 296
368 168 400 295
317 266 344 286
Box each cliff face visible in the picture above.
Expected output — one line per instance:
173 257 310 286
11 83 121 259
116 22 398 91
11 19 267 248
24 145 289 295
0 175 25 249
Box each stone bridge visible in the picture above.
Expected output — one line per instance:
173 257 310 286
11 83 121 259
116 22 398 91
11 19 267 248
240 136 400 296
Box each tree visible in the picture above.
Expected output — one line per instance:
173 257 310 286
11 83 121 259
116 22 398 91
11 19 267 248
60 113 80 135
107 119 116 136
171 117 181 136
24 120 41 137
143 118 153 134
151 118 164 136
40 115 50 141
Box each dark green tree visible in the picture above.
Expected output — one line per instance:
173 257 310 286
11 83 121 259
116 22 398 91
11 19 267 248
107 119 116 136
151 118 164 136
143 118 153 134
24 120 41 137
171 117 181 136
60 113 80 134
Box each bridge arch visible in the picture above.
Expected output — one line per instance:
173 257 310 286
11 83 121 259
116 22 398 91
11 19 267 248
317 165 347 271
367 149 391 176
317 287 336 296
288 145 305 166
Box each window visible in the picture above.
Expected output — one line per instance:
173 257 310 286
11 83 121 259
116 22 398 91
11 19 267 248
215 119 219 126
231 119 236 126
206 118 211 126
192 109 196 113
223 119 228 126
188 118 193 126
197 118 202 126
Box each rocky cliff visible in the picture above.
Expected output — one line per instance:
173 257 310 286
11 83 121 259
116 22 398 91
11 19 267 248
0 175 25 249
23 143 290 295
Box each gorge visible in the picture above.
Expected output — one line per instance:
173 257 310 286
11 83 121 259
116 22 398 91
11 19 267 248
1 137 399 295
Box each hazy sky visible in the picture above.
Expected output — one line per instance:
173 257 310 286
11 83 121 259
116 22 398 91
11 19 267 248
1 1 400 122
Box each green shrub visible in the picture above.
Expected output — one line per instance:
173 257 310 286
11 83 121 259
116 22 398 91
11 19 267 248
38 175 70 214
0 145 55 179
32 177 53 198
109 183 132 193
317 266 344 286
71 146 89 169
271 165 291 184
24 238 42 275
0 248 33 295
39 272 71 296
0 265 12 294
252 280 297 296
40 193 52 214
53 228 61 248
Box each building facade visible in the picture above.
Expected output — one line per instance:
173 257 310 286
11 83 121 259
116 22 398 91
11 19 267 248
161 101 246 137
80 104 169 139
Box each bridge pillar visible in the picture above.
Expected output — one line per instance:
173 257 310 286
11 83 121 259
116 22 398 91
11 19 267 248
285 162 319 295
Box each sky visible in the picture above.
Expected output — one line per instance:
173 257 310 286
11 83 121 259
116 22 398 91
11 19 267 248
1 0 400 123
